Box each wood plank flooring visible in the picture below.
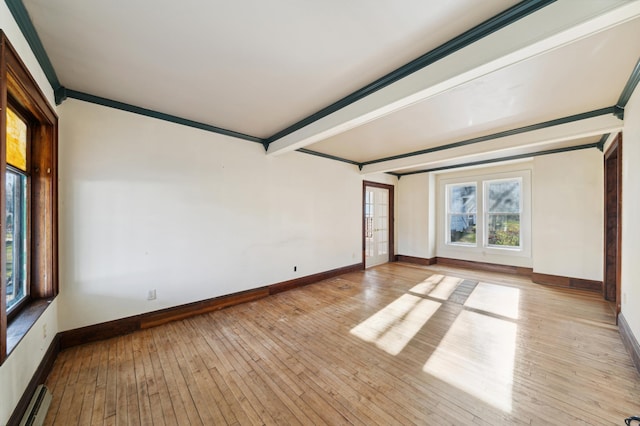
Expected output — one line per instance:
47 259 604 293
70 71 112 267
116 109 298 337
44 263 640 425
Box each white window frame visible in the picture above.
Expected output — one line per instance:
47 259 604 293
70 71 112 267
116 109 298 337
445 182 477 247
484 177 522 250
437 168 531 263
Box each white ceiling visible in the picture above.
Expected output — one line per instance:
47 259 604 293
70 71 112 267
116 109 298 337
310 17 640 163
19 0 640 175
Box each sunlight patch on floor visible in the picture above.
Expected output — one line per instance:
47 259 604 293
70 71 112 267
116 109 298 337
410 275 462 300
464 282 520 320
350 294 441 356
423 310 517 412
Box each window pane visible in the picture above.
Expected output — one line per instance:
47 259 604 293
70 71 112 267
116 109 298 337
378 242 387 255
365 191 373 238
487 180 520 213
6 108 28 171
449 214 476 244
487 214 520 247
449 184 476 213
6 170 27 312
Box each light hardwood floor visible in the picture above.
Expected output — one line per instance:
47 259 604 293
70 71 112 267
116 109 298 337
44 263 640 425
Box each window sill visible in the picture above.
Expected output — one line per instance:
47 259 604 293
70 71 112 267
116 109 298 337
445 243 523 252
7 298 55 356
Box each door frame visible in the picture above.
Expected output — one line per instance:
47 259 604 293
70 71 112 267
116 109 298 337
603 133 622 319
362 181 395 267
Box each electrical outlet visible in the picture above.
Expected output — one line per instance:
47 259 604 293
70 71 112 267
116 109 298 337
43 324 47 339
147 289 157 300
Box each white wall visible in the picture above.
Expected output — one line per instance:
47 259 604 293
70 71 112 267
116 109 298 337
57 99 372 331
0 5 61 425
533 149 604 280
621 84 640 341
397 173 435 259
0 301 58 423
396 153 604 280
1 4 395 417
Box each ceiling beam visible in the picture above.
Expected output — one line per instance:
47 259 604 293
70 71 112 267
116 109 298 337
359 107 618 168
267 0 640 157
264 0 555 144
394 142 601 177
360 113 623 174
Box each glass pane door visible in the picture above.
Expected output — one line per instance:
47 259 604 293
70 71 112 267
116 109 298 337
365 186 389 268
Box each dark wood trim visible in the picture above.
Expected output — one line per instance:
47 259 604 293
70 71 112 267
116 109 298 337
7 334 60 426
0 30 8 366
6 298 54 356
398 257 602 293
604 131 622 158
363 181 395 267
144 262 362 328
618 313 640 375
436 257 533 277
140 288 270 330
59 262 364 349
58 314 140 349
3 34 57 124
362 183 366 265
268 263 363 295
603 134 622 318
0 31 59 365
531 272 602 293
58 289 270 348
433 257 602 292
395 255 436 266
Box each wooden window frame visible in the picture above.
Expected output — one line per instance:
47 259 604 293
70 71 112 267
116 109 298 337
0 31 58 364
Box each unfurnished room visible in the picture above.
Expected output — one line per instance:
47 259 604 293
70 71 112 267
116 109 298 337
2 0 640 425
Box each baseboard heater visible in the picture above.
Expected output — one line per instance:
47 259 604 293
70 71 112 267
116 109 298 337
19 384 52 426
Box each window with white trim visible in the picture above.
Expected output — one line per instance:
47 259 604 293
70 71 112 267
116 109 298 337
441 171 529 257
446 183 477 245
485 178 521 249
